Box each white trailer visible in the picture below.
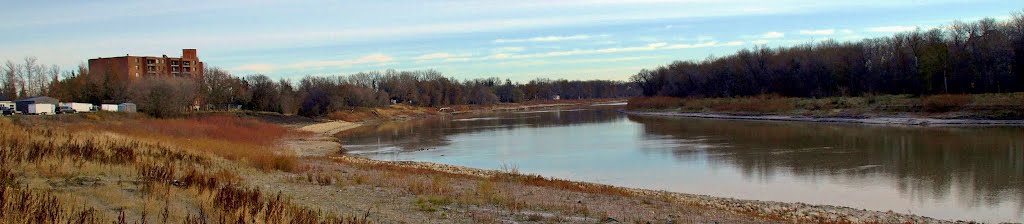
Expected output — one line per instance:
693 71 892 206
100 104 119 112
28 104 55 115
60 102 93 113
0 101 13 110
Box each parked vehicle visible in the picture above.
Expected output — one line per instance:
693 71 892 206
100 104 118 112
1 107 13 116
60 102 93 113
56 106 76 114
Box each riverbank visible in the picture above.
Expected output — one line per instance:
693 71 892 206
302 119 956 223
625 94 1024 126
623 110 1024 126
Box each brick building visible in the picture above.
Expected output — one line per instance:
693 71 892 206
88 49 204 80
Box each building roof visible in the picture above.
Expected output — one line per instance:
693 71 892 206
16 96 59 103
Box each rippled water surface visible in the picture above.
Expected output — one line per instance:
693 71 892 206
338 108 1024 223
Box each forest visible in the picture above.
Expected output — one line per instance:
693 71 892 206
0 61 636 117
632 11 1024 98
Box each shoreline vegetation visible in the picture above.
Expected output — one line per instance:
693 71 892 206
624 93 1024 126
0 99 960 223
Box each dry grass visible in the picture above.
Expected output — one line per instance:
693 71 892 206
628 95 795 114
0 117 371 223
628 93 1024 118
59 115 299 172
626 96 685 110
923 94 972 112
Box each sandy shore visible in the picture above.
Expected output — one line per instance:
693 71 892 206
624 110 1024 126
286 119 957 223
330 156 952 224
284 120 362 157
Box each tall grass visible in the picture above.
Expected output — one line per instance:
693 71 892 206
69 115 298 172
0 118 370 223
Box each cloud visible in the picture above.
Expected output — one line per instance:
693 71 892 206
761 31 785 38
492 47 525 53
234 63 275 73
665 41 742 49
482 40 741 61
493 56 662 67
752 39 770 44
287 53 394 69
232 53 394 73
415 52 455 60
799 29 835 35
866 26 918 33
494 34 593 43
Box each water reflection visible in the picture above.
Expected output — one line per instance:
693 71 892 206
336 109 622 152
627 115 1024 212
339 108 1024 222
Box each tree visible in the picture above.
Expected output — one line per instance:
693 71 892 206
1 60 18 99
129 77 198 118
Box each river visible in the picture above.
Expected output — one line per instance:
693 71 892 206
337 107 1024 223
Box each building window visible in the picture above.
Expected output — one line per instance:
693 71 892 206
171 60 178 65
183 61 191 66
147 59 155 64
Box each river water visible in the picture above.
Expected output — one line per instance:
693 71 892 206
337 107 1024 223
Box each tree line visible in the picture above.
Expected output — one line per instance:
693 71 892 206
632 11 1024 98
204 69 637 117
0 60 636 117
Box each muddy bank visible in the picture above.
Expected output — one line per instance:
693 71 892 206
329 155 954 224
623 110 1024 126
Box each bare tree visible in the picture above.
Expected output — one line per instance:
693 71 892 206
1 60 18 99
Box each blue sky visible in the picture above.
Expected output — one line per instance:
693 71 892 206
1 0 1021 81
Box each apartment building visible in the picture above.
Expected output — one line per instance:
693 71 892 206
88 49 205 80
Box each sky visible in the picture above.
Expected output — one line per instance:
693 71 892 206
1 0 1022 82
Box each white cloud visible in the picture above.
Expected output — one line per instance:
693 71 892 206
761 31 785 39
234 63 275 73
723 41 744 46
232 53 395 73
665 41 743 49
753 39 770 44
799 29 835 35
865 26 918 33
287 53 394 69
492 47 525 53
494 34 593 43
415 52 454 60
480 40 743 61
665 41 718 49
